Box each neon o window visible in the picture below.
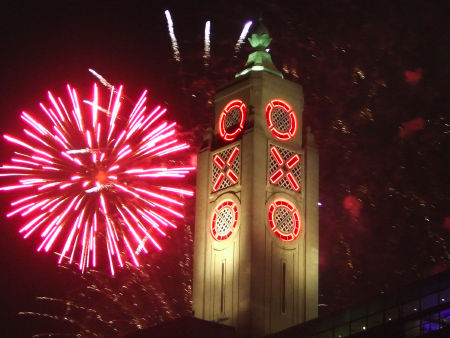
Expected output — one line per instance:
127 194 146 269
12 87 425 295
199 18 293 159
211 200 238 241
219 100 246 141
266 99 297 141
268 200 301 241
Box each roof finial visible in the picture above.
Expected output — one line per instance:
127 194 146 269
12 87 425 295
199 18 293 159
235 18 283 78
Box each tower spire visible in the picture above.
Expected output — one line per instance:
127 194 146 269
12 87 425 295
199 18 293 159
236 18 283 78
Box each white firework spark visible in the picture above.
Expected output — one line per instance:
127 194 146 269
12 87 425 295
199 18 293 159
164 10 181 62
203 20 211 67
88 68 113 90
234 20 253 57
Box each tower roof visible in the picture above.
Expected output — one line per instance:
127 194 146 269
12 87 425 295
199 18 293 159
235 18 283 79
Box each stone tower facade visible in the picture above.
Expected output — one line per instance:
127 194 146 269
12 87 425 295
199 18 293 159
192 22 319 337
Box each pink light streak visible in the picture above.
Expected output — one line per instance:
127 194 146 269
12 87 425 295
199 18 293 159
160 187 194 196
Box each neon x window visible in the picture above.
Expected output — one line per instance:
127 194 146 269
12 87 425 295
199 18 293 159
268 144 302 192
268 200 301 241
211 200 238 241
266 99 297 141
219 100 246 141
211 146 240 192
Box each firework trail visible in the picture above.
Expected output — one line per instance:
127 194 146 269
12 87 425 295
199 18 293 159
164 9 181 62
234 20 253 57
0 84 194 275
88 68 113 90
203 21 211 67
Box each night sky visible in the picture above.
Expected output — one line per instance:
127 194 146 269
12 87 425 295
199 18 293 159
1 1 449 336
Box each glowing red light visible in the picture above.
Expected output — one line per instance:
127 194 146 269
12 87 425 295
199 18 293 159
218 100 246 141
286 172 300 191
226 146 239 165
269 169 284 184
210 200 238 240
268 200 301 241
213 154 226 169
226 169 238 184
270 146 284 166
286 154 300 169
265 99 298 141
213 172 225 191
0 84 194 274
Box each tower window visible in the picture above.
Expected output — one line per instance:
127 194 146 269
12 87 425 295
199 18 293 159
211 145 240 192
281 262 286 313
211 200 239 240
266 99 298 141
268 144 302 192
218 100 246 141
221 261 226 314
268 199 302 241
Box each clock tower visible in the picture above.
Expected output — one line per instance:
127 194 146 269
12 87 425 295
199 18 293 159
192 21 319 337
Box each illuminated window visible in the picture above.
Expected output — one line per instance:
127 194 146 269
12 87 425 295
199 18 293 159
211 200 238 241
220 261 226 314
268 200 301 241
211 146 240 192
266 99 297 141
281 262 286 313
218 100 246 141
268 144 302 192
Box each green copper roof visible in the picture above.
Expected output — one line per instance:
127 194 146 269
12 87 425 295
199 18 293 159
236 19 283 78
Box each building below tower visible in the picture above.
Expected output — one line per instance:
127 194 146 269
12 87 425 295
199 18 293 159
268 269 450 338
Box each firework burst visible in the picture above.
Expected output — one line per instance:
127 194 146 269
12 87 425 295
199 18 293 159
0 83 194 275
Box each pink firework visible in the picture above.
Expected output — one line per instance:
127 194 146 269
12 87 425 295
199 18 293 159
0 84 194 275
